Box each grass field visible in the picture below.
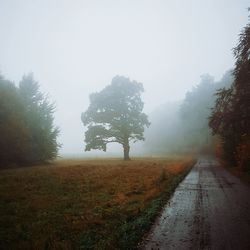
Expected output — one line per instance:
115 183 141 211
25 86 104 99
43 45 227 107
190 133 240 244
0 157 195 249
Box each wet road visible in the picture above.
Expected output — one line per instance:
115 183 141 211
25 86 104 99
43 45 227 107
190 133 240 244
141 158 250 250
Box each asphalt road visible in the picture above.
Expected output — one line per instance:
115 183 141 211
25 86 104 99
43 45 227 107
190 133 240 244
141 158 250 250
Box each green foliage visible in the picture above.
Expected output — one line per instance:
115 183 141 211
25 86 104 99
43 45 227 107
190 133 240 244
82 76 150 160
19 74 60 163
0 73 59 166
0 76 29 165
209 87 236 163
209 11 250 170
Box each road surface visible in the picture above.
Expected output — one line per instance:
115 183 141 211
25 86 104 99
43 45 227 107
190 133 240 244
140 158 250 250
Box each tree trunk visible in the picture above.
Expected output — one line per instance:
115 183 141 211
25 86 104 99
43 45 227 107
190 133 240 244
123 141 130 161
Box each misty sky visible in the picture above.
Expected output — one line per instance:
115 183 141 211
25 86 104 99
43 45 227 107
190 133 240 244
0 0 249 155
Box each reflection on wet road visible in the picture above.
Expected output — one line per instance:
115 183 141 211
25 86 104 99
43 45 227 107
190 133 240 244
141 158 250 250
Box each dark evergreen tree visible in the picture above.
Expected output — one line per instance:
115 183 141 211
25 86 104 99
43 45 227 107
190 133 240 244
0 72 60 167
19 73 60 163
0 75 29 165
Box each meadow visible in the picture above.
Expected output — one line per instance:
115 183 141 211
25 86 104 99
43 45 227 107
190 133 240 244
0 157 194 249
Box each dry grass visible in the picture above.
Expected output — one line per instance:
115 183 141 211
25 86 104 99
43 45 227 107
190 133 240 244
0 157 194 249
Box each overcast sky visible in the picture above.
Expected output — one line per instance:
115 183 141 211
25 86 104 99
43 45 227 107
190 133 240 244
0 0 249 155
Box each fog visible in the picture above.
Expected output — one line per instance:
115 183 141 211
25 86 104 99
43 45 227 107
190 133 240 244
0 0 249 156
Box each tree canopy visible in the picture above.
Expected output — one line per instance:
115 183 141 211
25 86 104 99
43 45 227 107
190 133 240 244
0 73 60 167
209 10 250 170
0 76 29 165
81 76 150 160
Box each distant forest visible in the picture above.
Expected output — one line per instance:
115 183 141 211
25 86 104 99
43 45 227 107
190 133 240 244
144 71 233 155
145 10 250 171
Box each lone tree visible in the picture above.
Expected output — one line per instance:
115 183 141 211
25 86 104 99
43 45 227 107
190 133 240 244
81 76 150 160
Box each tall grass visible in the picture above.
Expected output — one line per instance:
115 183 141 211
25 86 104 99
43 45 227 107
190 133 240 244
0 157 194 249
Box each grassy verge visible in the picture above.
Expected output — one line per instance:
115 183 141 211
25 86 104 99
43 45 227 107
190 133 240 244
0 157 195 249
103 161 194 250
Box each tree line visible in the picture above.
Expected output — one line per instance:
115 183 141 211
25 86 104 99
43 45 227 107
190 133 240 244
1 10 249 168
145 10 250 171
0 73 59 167
144 71 233 155
209 10 250 171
